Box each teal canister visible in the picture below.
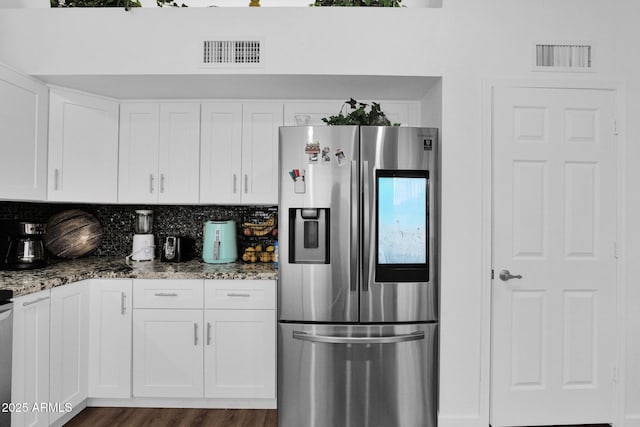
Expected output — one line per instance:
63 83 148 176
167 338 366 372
202 220 238 263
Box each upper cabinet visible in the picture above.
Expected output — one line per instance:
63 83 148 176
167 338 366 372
201 102 282 205
48 88 119 203
0 64 48 202
119 103 200 204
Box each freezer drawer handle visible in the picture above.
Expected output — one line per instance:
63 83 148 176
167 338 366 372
292 330 425 344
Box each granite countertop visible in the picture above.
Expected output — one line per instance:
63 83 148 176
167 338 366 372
0 256 277 299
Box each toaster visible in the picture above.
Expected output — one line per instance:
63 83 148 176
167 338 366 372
160 236 192 262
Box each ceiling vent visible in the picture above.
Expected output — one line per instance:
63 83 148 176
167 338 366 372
533 42 593 72
203 40 263 67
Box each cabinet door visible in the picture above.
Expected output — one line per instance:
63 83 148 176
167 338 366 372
133 309 204 398
49 280 89 424
118 103 160 203
88 279 132 399
158 103 201 204
204 309 276 399
0 64 48 201
200 103 243 204
241 103 283 205
12 291 50 427
48 89 119 203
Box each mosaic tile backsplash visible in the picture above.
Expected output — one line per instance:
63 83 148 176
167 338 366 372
0 202 278 259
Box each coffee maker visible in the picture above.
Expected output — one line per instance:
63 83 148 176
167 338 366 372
130 210 155 262
1 221 47 270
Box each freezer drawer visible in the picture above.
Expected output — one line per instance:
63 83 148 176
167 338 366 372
278 322 438 427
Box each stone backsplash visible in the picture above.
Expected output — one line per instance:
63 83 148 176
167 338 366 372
0 202 277 260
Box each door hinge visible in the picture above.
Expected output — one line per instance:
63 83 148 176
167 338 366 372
611 365 618 383
614 242 619 259
614 120 619 136
491 269 494 280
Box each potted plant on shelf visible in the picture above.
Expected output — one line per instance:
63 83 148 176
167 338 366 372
322 98 400 126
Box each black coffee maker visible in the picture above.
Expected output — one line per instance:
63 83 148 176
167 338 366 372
0 220 47 270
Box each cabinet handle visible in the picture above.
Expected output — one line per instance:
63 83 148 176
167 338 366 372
207 322 211 346
22 296 50 307
227 293 251 298
160 173 165 193
233 174 237 194
194 323 198 346
154 292 178 297
121 292 126 315
54 168 60 191
244 174 248 194
149 174 154 194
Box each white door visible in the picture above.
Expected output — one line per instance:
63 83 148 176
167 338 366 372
12 291 50 427
241 103 283 205
48 89 119 203
49 281 89 424
204 309 276 399
491 87 618 426
132 309 204 398
158 103 201 204
200 102 243 204
88 279 132 399
118 103 160 203
0 64 48 202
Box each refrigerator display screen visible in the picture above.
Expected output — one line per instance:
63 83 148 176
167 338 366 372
376 170 429 282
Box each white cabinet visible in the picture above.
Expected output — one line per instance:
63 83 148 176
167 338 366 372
48 88 119 203
0 63 48 201
204 309 275 399
204 280 276 399
49 280 89 425
118 102 200 204
200 102 243 204
200 102 282 205
132 279 204 398
11 290 51 427
132 309 204 398
88 279 132 399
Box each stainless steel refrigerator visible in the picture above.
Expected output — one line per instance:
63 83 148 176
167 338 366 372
278 126 439 427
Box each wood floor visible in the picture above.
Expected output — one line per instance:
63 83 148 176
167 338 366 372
64 408 610 427
64 408 278 427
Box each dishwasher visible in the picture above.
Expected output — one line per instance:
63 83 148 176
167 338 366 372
0 300 13 427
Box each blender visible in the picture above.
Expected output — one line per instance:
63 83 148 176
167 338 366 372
130 210 155 262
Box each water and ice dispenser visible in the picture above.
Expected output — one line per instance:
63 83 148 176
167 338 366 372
288 208 330 264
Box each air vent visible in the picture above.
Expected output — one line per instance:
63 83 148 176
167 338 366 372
203 40 263 67
534 42 593 72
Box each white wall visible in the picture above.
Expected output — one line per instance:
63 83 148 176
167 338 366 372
0 2 638 426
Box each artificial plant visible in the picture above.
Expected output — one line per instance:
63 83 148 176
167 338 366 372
51 0 141 8
322 98 400 126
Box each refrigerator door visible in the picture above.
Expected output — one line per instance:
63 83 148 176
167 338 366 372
278 126 359 322
360 126 439 322
278 322 438 427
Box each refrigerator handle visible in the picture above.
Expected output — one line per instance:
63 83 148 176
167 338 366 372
350 160 358 293
293 330 425 344
362 160 370 292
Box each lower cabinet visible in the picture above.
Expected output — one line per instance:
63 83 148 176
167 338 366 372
49 281 89 425
204 309 276 399
12 290 51 427
131 279 277 401
88 279 132 399
132 309 204 398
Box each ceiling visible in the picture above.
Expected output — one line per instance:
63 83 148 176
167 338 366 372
36 74 441 101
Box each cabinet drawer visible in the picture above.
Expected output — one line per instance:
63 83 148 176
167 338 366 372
133 279 204 309
204 280 276 310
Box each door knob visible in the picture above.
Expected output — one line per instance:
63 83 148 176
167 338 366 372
499 269 523 281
